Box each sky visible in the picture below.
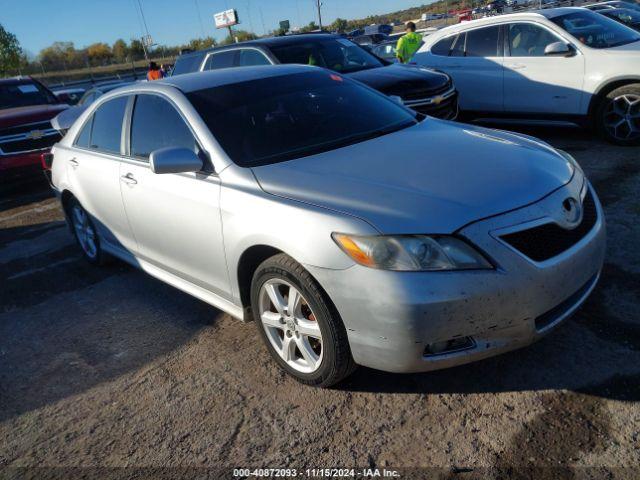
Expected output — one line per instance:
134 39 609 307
1 0 429 56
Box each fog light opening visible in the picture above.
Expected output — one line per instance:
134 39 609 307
424 336 475 357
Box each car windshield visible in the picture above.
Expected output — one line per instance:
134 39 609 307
187 70 418 167
549 10 640 48
269 38 385 74
604 8 640 23
0 81 58 109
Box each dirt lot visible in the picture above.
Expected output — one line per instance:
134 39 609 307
0 126 639 479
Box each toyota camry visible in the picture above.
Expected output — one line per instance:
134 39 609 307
49 65 605 387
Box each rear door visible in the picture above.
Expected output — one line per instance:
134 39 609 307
428 26 504 112
503 22 585 114
66 96 136 252
119 93 230 298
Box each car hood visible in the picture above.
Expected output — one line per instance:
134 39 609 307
252 120 574 234
0 104 68 130
345 64 451 97
600 39 640 54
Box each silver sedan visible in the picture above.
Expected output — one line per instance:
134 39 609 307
50 65 605 387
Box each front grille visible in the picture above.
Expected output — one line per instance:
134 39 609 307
500 189 597 262
535 273 598 331
401 83 450 102
0 132 61 155
411 95 458 119
0 120 52 137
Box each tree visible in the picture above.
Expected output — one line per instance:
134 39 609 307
129 38 146 61
0 23 22 76
300 21 319 33
187 36 217 51
112 39 128 63
331 18 349 33
220 29 258 46
86 42 112 66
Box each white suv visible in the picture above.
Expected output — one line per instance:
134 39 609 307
412 8 640 145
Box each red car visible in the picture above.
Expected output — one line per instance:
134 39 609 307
0 77 68 182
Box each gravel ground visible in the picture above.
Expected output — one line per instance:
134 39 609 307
0 126 639 479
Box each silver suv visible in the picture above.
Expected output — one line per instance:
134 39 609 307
50 65 605 387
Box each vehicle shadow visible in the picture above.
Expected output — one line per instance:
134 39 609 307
0 174 53 213
0 219 219 423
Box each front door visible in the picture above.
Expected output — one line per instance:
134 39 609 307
119 93 230 298
503 22 585 115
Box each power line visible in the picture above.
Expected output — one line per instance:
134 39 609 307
136 0 151 38
194 0 206 37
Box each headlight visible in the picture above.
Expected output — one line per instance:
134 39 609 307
332 233 492 271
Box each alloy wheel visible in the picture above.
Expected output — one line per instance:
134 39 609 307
603 94 640 142
71 205 98 259
258 279 323 374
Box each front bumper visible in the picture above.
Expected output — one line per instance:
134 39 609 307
307 178 606 373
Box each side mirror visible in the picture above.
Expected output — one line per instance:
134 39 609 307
149 147 203 174
544 41 575 57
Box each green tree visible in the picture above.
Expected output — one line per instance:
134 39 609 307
86 42 112 66
129 38 146 60
0 23 23 75
187 36 217 51
300 21 319 33
112 39 129 63
331 18 349 33
220 29 258 46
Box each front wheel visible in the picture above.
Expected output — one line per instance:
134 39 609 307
596 84 640 146
250 253 356 387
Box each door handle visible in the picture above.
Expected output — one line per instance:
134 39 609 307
509 63 526 70
69 158 79 168
120 173 137 185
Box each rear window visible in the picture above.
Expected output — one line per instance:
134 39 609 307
465 26 501 57
0 81 58 109
203 50 237 70
187 71 418 167
172 53 206 76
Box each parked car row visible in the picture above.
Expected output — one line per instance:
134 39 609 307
412 7 640 145
35 4 632 387
171 34 459 120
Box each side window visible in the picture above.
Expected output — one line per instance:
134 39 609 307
465 26 501 57
450 33 466 57
238 49 271 66
130 94 200 160
74 115 93 148
508 23 560 57
88 96 128 154
431 36 456 56
202 50 237 70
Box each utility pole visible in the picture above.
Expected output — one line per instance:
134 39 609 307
316 0 323 30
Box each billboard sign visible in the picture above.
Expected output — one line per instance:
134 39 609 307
279 20 290 31
214 9 239 29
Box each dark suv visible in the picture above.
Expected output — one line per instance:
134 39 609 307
172 34 458 120
0 77 67 182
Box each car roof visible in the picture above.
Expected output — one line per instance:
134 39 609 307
144 64 319 93
178 33 342 60
0 76 36 85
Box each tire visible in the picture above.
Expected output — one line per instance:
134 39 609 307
66 197 108 265
250 253 356 387
595 83 640 146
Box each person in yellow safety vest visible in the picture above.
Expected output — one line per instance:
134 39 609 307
395 22 423 64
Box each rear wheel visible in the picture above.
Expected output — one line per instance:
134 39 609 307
67 197 107 265
596 84 640 146
250 253 356 387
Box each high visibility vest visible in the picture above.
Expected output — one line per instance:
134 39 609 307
147 70 163 81
396 32 423 63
